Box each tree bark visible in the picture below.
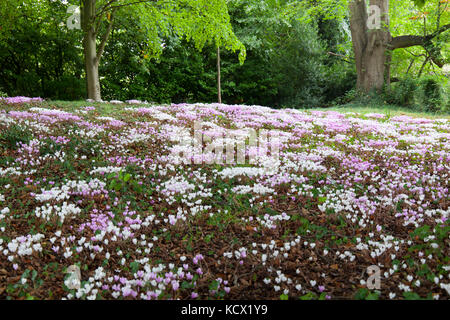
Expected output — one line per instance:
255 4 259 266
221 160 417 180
217 46 222 104
81 1 116 101
84 29 101 101
82 0 101 101
349 0 391 93
349 0 448 93
389 24 449 68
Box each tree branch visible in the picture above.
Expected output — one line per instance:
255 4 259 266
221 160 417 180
389 35 425 49
95 0 119 19
389 23 450 50
96 9 116 64
95 0 161 18
327 52 354 64
418 55 430 77
427 23 450 41
389 23 449 68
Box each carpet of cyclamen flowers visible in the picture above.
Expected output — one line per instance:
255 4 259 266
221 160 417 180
0 96 448 300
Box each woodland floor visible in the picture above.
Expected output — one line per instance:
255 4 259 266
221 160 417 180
0 98 448 300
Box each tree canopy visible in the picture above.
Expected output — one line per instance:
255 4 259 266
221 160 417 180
0 0 448 109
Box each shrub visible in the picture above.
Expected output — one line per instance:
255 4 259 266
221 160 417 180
384 77 418 107
382 76 448 114
332 88 362 105
324 63 357 104
415 77 446 113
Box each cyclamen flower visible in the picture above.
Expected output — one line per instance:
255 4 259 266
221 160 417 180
193 254 204 264
171 280 180 291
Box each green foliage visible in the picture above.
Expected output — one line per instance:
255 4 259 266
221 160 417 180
106 170 142 194
384 77 419 107
99 0 345 108
354 288 380 300
403 292 421 300
279 293 289 300
390 0 449 84
0 125 33 150
323 62 357 104
0 0 446 111
0 0 353 107
384 76 448 113
411 0 428 8
415 76 447 113
126 0 247 63
0 1 85 99
410 225 432 241
270 18 327 108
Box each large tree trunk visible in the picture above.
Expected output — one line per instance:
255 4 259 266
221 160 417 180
349 0 391 92
82 0 101 101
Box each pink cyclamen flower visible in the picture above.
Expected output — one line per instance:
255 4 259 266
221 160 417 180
172 280 180 291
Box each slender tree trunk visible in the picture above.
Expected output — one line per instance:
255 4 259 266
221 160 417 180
82 0 101 101
84 28 101 101
217 46 222 104
349 0 391 92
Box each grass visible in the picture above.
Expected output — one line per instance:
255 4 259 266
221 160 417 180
311 102 450 119
44 98 450 119
46 100 133 116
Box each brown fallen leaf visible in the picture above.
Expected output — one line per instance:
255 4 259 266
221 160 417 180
245 225 255 232
240 278 249 286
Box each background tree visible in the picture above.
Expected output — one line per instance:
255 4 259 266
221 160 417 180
79 0 245 100
0 0 85 99
348 0 449 92
0 0 446 110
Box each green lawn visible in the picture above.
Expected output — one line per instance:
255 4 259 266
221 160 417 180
312 103 450 119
